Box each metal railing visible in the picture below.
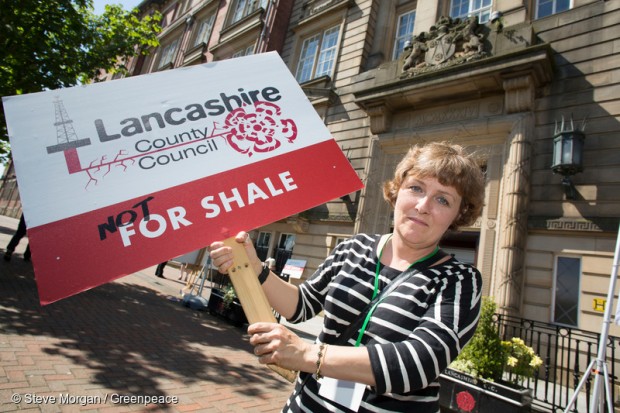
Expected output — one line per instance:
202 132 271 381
494 313 619 413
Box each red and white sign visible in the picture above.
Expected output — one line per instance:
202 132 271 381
2 52 363 305
282 259 307 279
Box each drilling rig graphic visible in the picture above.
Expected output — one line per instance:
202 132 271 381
46 96 92 174
45 97 136 189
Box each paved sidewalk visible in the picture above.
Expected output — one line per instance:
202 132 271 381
0 215 322 412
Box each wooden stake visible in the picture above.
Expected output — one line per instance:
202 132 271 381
222 237 297 383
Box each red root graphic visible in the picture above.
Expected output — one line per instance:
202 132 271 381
84 150 134 189
223 101 297 157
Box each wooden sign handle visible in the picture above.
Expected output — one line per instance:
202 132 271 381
222 238 297 383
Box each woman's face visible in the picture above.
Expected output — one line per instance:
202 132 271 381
393 174 462 250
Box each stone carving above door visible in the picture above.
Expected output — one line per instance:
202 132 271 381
401 15 487 77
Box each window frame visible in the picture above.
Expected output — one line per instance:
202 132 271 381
257 231 272 249
277 233 296 251
230 0 268 25
273 233 296 275
327 233 349 251
294 24 341 83
193 12 216 47
158 37 180 69
449 0 493 24
232 44 255 57
535 0 571 19
392 9 416 61
185 0 200 13
255 231 273 261
551 255 582 328
160 2 179 28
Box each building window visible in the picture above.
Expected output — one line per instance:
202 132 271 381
231 0 268 24
553 256 581 327
295 25 340 83
536 0 570 19
393 10 416 60
186 0 200 12
193 13 215 47
278 233 295 251
450 0 492 23
160 3 179 28
255 231 272 261
159 38 180 68
274 233 295 274
232 44 255 57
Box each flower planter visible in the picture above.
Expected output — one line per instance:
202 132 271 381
439 368 533 413
207 288 248 327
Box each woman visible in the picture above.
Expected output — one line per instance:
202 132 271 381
209 141 485 412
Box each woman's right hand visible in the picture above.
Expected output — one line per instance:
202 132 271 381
248 322 315 372
208 231 262 275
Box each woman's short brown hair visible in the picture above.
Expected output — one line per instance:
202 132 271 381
382 141 485 229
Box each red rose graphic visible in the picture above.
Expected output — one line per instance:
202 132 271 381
223 101 297 156
456 390 476 412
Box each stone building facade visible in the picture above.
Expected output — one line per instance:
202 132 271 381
126 0 293 74
256 0 620 337
0 0 617 336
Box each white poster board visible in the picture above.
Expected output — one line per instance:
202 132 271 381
2 53 363 304
282 259 307 279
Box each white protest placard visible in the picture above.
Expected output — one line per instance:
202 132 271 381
3 52 363 305
282 259 307 279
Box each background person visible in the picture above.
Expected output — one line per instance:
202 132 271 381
209 141 486 412
4 214 30 262
154 261 168 278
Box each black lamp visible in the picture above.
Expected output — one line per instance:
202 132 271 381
551 117 585 200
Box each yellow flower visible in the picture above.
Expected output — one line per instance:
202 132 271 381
507 356 518 367
530 356 543 368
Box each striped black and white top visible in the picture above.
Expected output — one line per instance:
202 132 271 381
283 233 482 413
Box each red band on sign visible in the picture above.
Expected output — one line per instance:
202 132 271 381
30 139 363 304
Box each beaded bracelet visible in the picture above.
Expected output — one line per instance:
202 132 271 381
257 262 270 284
315 343 328 380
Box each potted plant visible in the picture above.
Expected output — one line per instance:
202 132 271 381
207 283 248 327
439 297 543 413
222 284 238 309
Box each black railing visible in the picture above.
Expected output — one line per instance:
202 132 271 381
493 313 619 413
274 248 293 275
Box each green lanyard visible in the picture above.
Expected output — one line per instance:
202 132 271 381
354 236 439 347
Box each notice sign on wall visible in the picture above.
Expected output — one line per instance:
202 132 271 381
282 259 307 279
2 52 363 305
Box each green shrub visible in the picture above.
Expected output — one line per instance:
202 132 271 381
222 284 237 309
450 297 543 384
452 297 506 381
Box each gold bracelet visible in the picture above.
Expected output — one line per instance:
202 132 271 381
315 343 328 380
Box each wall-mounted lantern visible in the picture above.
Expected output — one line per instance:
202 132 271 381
551 117 586 200
490 11 504 32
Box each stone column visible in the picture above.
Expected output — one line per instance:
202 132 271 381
494 73 537 315
495 114 533 315
354 138 394 234
477 145 503 297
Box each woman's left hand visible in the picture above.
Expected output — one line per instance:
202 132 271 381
248 322 314 372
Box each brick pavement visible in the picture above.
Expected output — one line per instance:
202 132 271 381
0 215 317 412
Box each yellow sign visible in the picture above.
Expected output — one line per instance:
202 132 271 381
592 298 606 312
